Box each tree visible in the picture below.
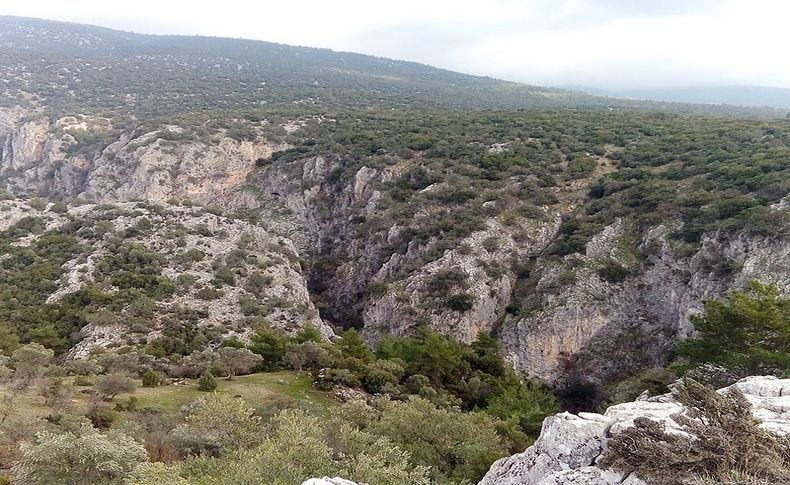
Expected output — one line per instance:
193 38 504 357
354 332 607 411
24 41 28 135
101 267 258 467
198 371 217 392
171 394 261 455
217 348 262 380
292 324 324 344
486 378 558 437
12 343 54 389
164 409 431 485
248 323 287 370
364 396 510 483
676 282 789 379
12 425 148 485
94 374 137 401
338 329 374 363
284 342 337 372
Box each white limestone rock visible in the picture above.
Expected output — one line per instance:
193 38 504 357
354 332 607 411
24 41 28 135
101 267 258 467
301 478 360 485
479 376 790 485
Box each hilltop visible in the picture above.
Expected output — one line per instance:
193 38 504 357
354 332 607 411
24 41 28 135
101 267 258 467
0 16 784 118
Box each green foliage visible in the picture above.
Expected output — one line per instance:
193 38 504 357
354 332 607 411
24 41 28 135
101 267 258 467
197 371 217 392
676 282 789 379
94 374 137 401
338 329 374 363
171 394 261 456
358 397 510 483
11 425 148 485
292 324 324 344
486 378 559 437
96 243 175 299
596 260 630 283
446 293 475 312
11 342 54 388
141 369 161 387
217 347 263 380
169 408 431 485
248 323 287 370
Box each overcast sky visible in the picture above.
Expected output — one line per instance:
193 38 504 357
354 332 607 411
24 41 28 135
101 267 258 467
3 0 789 90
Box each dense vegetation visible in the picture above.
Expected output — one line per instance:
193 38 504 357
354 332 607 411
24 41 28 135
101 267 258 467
247 109 789 324
1 16 785 118
0 324 555 484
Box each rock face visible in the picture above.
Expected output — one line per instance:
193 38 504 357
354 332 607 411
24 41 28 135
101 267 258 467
0 109 289 207
1 108 788 386
478 376 790 485
499 222 790 383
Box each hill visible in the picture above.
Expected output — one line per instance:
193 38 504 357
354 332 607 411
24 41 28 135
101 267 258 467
0 16 784 118
572 84 790 110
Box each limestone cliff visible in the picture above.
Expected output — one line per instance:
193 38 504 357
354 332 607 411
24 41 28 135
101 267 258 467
1 108 787 386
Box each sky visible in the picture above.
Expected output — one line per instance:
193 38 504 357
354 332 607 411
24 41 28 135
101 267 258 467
2 0 790 90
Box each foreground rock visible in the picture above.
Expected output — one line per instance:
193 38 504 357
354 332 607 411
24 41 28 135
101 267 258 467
479 376 790 485
302 478 360 485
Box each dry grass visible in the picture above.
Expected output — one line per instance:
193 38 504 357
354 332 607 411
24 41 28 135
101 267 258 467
600 379 790 485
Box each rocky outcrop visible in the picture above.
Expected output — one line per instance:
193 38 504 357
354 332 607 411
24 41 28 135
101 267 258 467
1 108 787 387
499 220 790 383
0 109 292 209
479 376 790 485
0 198 332 356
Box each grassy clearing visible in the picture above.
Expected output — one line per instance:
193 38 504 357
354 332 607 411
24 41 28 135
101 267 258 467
134 371 335 412
0 371 336 420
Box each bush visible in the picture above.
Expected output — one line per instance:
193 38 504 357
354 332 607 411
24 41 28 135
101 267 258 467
596 260 630 283
11 425 147 485
94 374 137 401
141 369 161 387
198 371 217 392
600 379 790 485
676 282 789 381
73 376 94 387
446 293 475 312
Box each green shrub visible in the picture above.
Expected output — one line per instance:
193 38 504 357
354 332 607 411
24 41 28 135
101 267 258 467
446 293 475 312
198 371 217 392
141 369 161 387
676 282 789 381
597 260 630 283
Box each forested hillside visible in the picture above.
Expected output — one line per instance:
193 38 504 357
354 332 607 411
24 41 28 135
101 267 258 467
0 16 785 117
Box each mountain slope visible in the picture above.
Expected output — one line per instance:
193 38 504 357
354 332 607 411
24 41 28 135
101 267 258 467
0 16 784 118
0 16 577 116
0 197 331 356
1 104 787 388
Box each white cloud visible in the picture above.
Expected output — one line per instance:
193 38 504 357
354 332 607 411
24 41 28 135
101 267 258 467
2 0 789 89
